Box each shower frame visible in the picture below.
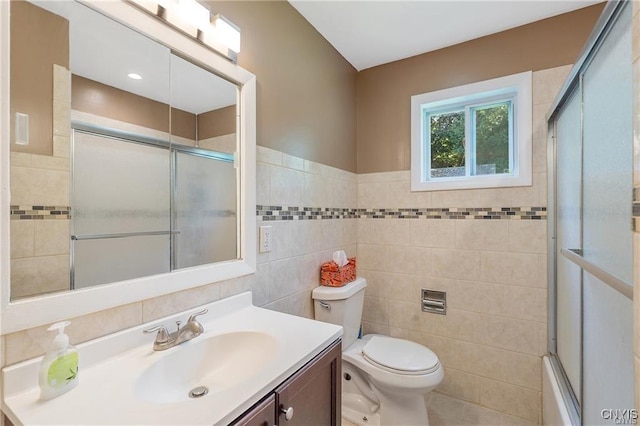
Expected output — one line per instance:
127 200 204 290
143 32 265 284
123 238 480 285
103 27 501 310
546 1 634 423
69 121 236 290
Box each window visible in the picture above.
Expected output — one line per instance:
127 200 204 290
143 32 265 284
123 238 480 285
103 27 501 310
411 71 532 191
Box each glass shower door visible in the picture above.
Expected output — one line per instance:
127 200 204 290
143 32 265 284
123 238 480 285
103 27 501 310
72 130 171 288
580 2 633 422
173 150 237 269
550 2 634 423
554 87 582 404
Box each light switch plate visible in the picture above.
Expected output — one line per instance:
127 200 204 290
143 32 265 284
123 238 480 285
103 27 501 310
259 226 272 253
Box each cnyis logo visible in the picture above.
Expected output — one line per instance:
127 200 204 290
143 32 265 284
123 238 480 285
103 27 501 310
601 409 638 424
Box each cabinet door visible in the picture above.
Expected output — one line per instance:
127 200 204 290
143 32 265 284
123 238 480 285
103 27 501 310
232 394 276 426
275 339 341 426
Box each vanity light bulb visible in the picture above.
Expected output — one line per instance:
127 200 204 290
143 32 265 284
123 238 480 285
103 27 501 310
212 14 240 53
177 0 210 31
128 73 143 80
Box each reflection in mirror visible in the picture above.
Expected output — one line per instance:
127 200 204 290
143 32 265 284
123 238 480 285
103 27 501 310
9 0 240 300
168 54 239 270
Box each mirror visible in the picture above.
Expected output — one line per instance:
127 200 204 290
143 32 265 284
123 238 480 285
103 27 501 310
9 0 241 300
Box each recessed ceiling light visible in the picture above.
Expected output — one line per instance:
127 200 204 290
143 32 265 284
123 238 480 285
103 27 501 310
128 73 143 80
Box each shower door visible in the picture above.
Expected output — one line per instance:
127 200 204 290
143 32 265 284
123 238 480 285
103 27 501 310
549 1 634 424
173 149 237 269
72 129 171 289
72 125 238 288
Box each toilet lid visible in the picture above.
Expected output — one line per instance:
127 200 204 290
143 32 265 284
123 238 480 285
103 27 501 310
362 336 439 375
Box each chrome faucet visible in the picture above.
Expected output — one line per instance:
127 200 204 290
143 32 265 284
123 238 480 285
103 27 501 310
143 308 208 351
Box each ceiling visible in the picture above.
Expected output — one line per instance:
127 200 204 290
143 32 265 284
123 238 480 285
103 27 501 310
32 0 237 114
288 0 603 71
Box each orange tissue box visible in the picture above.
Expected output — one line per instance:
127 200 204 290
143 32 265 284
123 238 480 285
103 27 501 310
320 257 356 287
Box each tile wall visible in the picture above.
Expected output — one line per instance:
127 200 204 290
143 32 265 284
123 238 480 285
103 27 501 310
9 65 71 298
355 65 571 425
1 146 357 366
3 65 570 425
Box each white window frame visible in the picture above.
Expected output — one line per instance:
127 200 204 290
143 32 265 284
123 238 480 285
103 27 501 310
411 71 532 191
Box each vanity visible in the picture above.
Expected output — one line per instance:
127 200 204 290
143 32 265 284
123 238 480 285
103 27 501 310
2 293 343 425
0 1 345 423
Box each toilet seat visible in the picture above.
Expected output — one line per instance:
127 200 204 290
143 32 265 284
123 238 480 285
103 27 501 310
361 336 439 375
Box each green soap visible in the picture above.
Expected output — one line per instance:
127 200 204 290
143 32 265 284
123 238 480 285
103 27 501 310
47 352 78 389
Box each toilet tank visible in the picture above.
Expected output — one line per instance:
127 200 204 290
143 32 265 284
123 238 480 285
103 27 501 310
312 277 367 349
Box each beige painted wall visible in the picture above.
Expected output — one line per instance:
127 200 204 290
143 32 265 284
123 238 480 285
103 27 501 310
199 105 236 140
356 4 605 174
10 0 69 156
210 0 358 173
72 75 198 140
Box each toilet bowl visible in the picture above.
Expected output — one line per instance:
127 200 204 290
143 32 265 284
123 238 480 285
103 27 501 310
312 278 443 426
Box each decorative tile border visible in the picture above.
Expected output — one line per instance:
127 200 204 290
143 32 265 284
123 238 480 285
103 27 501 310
257 206 359 221
359 206 547 220
257 205 546 221
12 204 546 221
10 205 71 220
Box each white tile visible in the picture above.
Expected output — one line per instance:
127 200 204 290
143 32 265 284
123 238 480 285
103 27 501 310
257 146 282 166
282 153 304 171
455 220 509 251
256 163 271 206
411 220 457 248
508 220 547 254
430 248 480 281
270 166 304 206
480 252 544 288
10 220 34 259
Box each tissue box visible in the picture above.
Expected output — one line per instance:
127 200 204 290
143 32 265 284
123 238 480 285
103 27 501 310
320 257 356 287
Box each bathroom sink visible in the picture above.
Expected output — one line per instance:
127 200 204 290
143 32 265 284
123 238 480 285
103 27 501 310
3 293 343 425
134 331 278 404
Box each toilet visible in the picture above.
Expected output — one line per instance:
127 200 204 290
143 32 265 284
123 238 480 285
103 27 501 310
312 277 443 426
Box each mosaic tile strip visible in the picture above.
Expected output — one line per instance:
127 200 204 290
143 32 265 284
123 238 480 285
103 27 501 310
257 205 547 221
10 205 71 220
358 206 547 220
257 206 359 221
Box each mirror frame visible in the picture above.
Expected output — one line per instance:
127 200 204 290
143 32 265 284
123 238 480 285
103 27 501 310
0 0 257 334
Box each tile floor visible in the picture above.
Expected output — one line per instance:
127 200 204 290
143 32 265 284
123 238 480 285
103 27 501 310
341 392 539 426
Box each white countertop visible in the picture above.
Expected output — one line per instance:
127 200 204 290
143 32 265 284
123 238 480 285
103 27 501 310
2 292 343 425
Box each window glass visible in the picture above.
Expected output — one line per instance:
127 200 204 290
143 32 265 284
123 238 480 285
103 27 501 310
429 110 465 178
410 71 531 191
472 100 511 176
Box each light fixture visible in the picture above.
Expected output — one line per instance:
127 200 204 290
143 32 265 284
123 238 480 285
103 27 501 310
159 0 208 37
211 14 240 54
15 112 29 146
128 73 143 80
128 0 241 62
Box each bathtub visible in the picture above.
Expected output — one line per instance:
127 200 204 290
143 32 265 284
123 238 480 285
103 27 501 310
542 356 575 426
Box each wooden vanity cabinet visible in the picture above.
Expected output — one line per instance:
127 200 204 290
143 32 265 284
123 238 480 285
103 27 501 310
231 339 341 426
232 394 276 426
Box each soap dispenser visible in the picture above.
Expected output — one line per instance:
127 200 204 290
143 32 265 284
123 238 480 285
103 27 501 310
39 321 79 400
